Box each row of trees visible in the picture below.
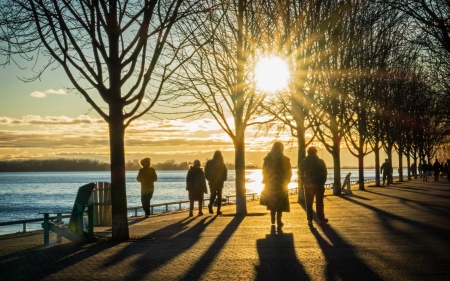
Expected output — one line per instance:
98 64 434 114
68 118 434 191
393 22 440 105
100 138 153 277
1 0 449 239
0 159 110 172
0 159 236 172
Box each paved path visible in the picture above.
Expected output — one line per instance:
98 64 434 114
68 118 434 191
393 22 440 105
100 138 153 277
1 178 449 281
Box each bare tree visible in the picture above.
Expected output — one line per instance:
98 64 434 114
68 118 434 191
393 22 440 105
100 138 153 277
168 0 271 214
0 0 205 239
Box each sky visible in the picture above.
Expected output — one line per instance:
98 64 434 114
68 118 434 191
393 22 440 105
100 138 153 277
0 54 401 169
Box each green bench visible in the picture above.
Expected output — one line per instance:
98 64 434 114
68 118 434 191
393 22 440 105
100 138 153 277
40 182 97 245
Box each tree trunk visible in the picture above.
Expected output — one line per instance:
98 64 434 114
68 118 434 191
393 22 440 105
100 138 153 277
233 0 247 215
332 145 341 195
398 149 403 182
374 143 381 186
234 133 247 215
109 119 130 240
406 148 411 181
297 139 306 203
358 153 365 190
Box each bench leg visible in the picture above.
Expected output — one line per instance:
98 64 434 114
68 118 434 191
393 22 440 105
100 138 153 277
88 206 94 243
43 213 49 245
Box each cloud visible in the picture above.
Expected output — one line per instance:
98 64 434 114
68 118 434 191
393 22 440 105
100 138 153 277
30 89 67 98
0 115 105 125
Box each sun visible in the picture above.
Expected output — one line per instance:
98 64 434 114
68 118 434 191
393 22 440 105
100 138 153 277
255 57 290 93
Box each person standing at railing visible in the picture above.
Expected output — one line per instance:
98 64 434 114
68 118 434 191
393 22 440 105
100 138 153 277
300 146 328 227
186 159 208 217
260 141 292 229
204 150 228 215
137 158 158 218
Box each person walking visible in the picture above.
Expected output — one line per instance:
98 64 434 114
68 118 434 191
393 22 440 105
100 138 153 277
422 160 429 182
432 159 441 182
300 146 328 227
204 151 227 215
186 159 208 217
136 158 158 218
410 162 417 178
380 159 393 186
260 142 292 228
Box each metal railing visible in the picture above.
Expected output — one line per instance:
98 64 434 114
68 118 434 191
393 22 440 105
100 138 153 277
1 178 377 233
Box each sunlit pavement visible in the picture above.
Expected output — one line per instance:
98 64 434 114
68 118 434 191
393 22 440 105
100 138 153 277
1 178 449 281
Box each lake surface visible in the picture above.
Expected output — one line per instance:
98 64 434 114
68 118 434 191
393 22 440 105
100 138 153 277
0 168 404 235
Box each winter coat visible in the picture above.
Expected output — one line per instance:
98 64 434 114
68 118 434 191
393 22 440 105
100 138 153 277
204 159 227 190
300 154 327 188
137 167 157 194
261 154 292 212
186 166 208 201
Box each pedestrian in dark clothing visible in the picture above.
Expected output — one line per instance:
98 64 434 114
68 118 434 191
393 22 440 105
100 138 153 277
433 159 441 182
260 141 292 228
300 146 328 227
204 151 227 215
410 162 417 178
380 159 393 186
418 162 423 178
422 160 429 182
186 159 207 217
137 158 158 218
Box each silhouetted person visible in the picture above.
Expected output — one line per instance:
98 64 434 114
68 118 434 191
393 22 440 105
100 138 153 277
260 141 292 228
422 160 429 182
380 159 392 186
137 158 158 218
300 146 328 227
433 159 441 182
186 159 207 217
410 162 417 177
204 150 227 215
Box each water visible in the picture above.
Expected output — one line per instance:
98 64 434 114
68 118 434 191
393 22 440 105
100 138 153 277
0 168 405 235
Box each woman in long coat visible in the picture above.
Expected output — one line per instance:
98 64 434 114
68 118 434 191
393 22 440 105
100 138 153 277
186 159 208 217
260 142 292 227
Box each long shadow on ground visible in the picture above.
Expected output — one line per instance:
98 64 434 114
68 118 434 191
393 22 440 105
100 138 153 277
255 226 310 281
310 225 383 281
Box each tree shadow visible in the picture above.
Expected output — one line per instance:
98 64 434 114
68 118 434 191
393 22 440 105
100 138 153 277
99 215 216 279
310 225 383 280
363 189 450 217
255 226 310 281
179 214 245 280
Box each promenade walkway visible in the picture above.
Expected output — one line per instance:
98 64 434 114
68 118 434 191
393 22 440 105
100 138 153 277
0 178 449 281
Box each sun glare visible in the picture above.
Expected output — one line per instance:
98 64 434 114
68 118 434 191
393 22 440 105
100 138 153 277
255 57 290 93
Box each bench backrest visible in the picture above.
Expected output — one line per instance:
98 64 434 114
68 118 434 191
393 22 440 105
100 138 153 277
68 182 96 233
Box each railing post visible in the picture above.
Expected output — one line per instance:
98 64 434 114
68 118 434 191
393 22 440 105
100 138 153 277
22 222 26 233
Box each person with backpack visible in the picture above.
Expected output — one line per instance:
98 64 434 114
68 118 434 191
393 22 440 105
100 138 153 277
186 159 208 217
204 151 228 215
